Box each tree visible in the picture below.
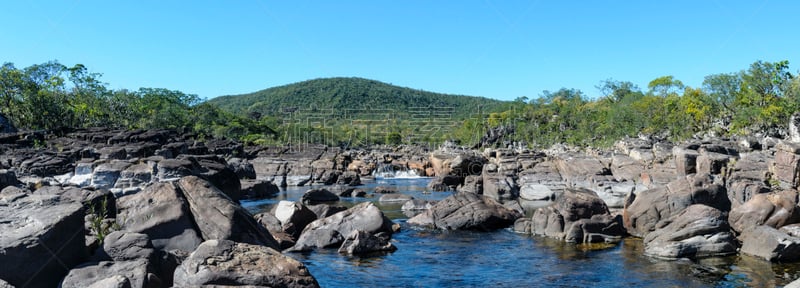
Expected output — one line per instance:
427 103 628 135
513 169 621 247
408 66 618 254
647 76 685 97
702 73 741 115
596 79 641 103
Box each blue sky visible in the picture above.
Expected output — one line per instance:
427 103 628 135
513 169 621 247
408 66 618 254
2 1 798 101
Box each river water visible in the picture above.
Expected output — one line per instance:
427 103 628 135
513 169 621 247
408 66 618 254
242 177 800 287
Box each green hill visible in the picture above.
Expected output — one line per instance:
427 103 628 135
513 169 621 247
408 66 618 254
207 77 506 119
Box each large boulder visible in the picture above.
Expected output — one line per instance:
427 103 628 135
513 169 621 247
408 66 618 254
240 179 279 200
116 182 203 252
728 189 800 233
429 150 486 177
338 230 397 255
521 188 625 243
336 170 361 186
408 192 522 231
0 191 88 288
301 188 340 204
178 176 279 249
273 200 318 239
623 174 730 238
643 204 737 259
173 239 319 287
482 164 519 202
291 202 396 251
60 260 157 288
740 225 800 262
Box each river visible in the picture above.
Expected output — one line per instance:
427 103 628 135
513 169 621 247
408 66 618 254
242 177 800 287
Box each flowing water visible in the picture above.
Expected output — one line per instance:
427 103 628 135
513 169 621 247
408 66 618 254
242 177 800 287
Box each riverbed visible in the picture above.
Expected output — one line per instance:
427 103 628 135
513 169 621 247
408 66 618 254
242 177 800 287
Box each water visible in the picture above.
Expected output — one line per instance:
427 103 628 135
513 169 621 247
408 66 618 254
242 177 800 287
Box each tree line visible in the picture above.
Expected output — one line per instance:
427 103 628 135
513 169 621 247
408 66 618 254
0 61 275 143
455 60 800 147
2 60 798 148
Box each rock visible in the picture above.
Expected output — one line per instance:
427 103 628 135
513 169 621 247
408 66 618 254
772 141 800 189
308 204 348 219
116 182 203 252
791 112 800 143
315 170 340 185
291 202 396 251
254 212 296 250
429 151 486 177
178 176 279 249
60 260 156 288
740 225 800 262
173 240 319 287
91 161 132 190
301 188 340 204
336 170 361 186
338 230 397 255
696 152 730 175
673 146 699 176
457 175 483 194
401 199 434 211
0 169 20 190
729 189 800 233
408 192 522 231
482 173 519 202
623 174 730 238
726 151 771 207
95 232 155 263
379 193 414 203
374 186 398 194
643 204 737 259
524 188 624 243
0 192 88 288
227 157 256 179
240 179 279 199
112 163 154 193
273 201 318 239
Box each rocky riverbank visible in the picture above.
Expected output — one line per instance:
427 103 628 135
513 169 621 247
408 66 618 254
2 127 800 287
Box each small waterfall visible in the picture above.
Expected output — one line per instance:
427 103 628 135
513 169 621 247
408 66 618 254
373 164 421 179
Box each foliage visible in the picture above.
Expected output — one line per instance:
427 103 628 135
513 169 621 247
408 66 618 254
2 59 798 149
87 196 119 244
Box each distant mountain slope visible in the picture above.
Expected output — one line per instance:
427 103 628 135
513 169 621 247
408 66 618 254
207 77 506 119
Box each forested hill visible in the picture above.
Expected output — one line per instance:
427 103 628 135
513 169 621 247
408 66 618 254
207 77 506 118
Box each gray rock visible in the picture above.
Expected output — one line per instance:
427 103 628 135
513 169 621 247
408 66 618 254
112 163 154 192
408 192 522 231
623 174 730 238
61 260 156 288
336 170 361 186
116 182 202 252
272 200 318 239
308 204 348 219
173 239 319 287
482 173 519 202
254 212 296 250
290 202 396 251
457 175 483 194
740 225 800 262
0 192 88 288
95 232 155 263
301 188 340 204
374 186 399 194
92 161 132 190
227 157 256 179
240 179 279 199
178 176 279 249
338 230 397 255
729 189 799 233
523 188 624 243
643 204 737 259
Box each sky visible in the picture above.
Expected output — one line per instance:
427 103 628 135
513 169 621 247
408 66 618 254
2 1 798 101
